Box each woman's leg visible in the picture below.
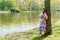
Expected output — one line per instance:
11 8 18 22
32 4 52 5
40 30 42 35
43 27 46 33
39 26 42 36
39 30 42 36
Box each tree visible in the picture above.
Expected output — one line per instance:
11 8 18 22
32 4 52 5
44 0 52 35
0 0 14 10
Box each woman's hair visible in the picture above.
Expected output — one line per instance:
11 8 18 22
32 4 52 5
42 8 46 14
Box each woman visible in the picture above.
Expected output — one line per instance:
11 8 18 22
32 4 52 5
39 8 48 36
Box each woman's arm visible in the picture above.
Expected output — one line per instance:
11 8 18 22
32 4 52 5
44 13 48 20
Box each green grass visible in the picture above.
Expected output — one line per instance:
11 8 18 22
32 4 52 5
0 28 60 40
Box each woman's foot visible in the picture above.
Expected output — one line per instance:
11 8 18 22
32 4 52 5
39 33 42 37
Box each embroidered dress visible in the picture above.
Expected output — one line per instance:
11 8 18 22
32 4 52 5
39 12 46 32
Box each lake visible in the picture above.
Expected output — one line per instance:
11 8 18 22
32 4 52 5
0 11 40 35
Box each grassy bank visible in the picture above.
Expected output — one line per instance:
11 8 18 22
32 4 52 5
0 27 60 40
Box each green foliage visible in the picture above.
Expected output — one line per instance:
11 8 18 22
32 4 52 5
0 0 44 11
19 0 44 11
0 1 14 10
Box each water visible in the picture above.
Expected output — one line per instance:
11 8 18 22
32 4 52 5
0 23 39 35
0 12 40 26
0 12 40 35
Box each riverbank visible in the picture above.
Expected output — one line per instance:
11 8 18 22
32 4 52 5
0 28 60 40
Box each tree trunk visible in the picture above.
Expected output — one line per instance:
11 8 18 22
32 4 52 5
45 0 52 35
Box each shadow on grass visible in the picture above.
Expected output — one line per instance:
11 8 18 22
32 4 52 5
32 34 48 40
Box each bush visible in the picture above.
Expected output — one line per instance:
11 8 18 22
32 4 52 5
0 1 14 10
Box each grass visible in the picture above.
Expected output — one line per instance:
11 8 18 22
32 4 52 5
0 27 60 40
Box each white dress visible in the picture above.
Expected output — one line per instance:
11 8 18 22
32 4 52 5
39 12 46 31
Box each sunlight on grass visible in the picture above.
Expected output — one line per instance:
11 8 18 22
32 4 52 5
0 28 60 40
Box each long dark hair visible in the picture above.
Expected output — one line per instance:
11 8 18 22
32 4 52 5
42 8 46 14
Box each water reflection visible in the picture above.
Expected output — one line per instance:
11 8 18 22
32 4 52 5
0 12 40 26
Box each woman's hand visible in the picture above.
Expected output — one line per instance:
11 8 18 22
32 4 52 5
44 13 48 20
